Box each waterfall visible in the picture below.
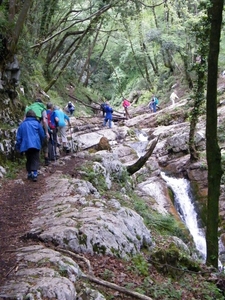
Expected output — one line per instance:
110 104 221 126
161 172 206 260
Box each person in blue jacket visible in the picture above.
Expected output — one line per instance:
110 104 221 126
53 106 71 151
15 109 45 182
103 102 113 128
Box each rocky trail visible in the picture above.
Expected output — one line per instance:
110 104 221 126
0 153 142 299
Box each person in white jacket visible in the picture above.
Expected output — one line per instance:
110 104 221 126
170 90 179 106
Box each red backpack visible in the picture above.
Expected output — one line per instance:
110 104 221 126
46 109 55 129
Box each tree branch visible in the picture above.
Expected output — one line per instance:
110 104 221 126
127 136 159 175
82 273 153 300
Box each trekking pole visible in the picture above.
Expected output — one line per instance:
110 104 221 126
69 125 73 152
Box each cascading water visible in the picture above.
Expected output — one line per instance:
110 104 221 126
161 172 206 260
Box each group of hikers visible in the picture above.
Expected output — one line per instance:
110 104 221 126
15 99 74 182
100 98 132 128
16 91 179 182
100 94 161 127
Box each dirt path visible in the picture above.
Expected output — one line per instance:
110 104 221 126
0 165 48 287
0 155 80 288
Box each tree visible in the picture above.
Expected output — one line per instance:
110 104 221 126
205 0 223 268
0 0 32 96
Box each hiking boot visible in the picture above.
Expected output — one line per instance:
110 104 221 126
32 175 37 182
32 171 38 182
45 158 50 166
27 172 32 180
63 146 70 153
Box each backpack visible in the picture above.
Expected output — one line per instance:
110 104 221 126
46 109 55 129
68 103 72 109
25 102 46 119
154 97 159 105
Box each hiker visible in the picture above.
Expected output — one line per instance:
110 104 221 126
148 95 158 112
100 102 107 117
46 103 59 161
53 106 71 152
149 95 159 113
15 110 45 182
25 98 50 166
65 101 75 116
122 98 131 119
170 90 179 106
103 102 113 129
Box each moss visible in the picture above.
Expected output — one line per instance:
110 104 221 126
190 181 207 226
93 242 106 255
78 233 87 246
150 242 201 278
110 247 121 258
58 266 68 277
63 238 69 245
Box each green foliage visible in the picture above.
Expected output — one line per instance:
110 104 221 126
101 269 114 281
4 158 26 179
149 279 183 299
127 254 150 276
80 162 108 192
129 193 188 242
58 266 68 278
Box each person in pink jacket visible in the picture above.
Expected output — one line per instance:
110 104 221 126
122 98 131 119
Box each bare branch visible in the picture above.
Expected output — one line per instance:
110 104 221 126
127 136 159 175
129 0 167 8
31 3 112 49
82 273 154 300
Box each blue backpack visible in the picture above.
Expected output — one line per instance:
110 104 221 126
154 97 159 105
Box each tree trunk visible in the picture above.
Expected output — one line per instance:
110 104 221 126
127 137 159 175
206 0 223 269
9 0 32 55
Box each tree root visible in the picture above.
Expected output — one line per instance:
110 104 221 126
82 273 153 300
56 247 153 300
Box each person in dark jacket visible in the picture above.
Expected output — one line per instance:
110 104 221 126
103 102 113 128
16 110 45 181
65 101 75 116
46 103 59 160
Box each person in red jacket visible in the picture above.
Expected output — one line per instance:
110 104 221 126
122 98 131 119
